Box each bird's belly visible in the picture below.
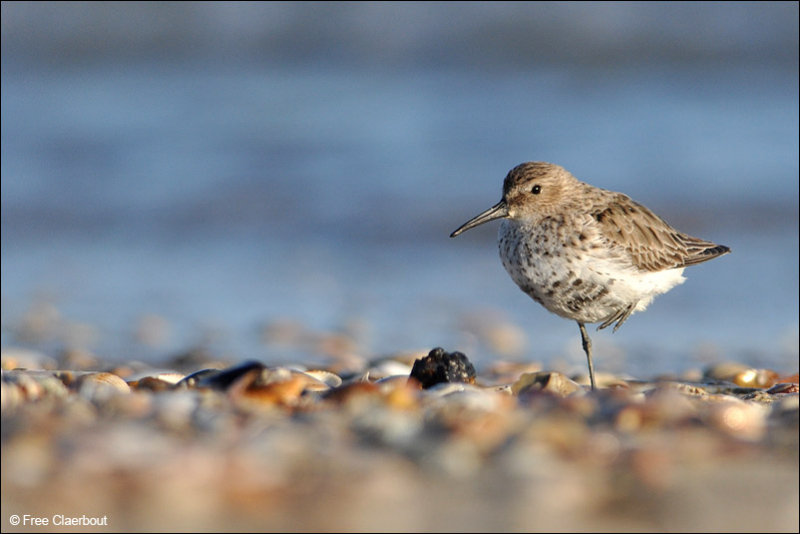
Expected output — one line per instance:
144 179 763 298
499 225 686 324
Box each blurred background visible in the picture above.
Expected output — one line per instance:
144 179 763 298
2 1 798 377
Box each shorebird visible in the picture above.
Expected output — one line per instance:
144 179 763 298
450 161 730 389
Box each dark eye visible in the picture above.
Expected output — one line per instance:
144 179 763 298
531 185 541 195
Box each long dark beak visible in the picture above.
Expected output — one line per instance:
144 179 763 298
450 200 509 238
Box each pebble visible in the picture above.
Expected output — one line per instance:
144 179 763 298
75 372 131 401
409 347 476 389
704 362 780 388
511 371 584 397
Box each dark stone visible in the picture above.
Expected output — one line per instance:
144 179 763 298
175 368 223 389
180 360 265 390
409 347 476 389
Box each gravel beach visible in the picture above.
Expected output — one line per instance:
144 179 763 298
2 345 797 533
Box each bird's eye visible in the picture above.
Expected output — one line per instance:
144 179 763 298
531 185 541 195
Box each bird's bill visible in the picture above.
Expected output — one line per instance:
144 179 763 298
450 200 509 238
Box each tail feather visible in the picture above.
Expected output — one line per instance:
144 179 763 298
683 243 730 267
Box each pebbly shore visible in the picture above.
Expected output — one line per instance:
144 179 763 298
1 346 798 532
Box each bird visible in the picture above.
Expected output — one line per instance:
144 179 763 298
450 161 730 390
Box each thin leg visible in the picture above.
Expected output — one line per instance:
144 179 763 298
578 322 596 390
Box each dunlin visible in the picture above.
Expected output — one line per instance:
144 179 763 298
450 162 730 389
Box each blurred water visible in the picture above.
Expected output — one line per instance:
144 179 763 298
2 3 798 376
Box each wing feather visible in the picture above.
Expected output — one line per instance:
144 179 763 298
590 193 729 272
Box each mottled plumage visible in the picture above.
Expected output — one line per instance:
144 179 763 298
450 161 730 389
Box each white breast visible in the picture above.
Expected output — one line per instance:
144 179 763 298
498 219 687 324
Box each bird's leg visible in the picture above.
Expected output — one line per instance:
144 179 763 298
578 322 596 390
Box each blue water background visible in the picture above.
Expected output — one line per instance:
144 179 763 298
2 3 798 377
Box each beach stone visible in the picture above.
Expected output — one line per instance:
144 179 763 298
75 372 131 396
233 375 309 408
366 359 414 380
512 371 584 397
704 362 750 381
704 362 780 388
571 371 631 389
409 347 476 389
130 376 176 392
175 368 222 389
766 382 799 395
733 368 780 388
195 360 265 390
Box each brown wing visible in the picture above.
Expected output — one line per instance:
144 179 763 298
590 193 730 272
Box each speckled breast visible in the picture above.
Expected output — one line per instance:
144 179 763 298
498 218 631 324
